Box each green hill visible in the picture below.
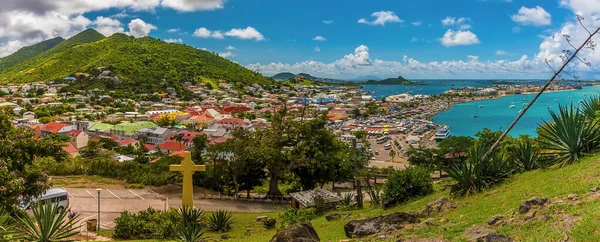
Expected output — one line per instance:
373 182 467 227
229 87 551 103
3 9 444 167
272 72 296 81
365 75 423 85
0 37 64 72
0 29 272 92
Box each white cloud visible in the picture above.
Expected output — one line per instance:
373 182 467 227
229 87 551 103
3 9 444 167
192 27 224 39
0 0 231 58
167 28 180 33
164 38 182 43
441 16 469 27
93 16 124 36
412 21 422 26
313 36 327 41
410 37 419 42
323 20 333 24
511 6 551 26
128 18 156 37
358 11 403 26
219 51 233 58
314 46 320 52
226 45 235 50
496 50 508 55
440 29 480 47
246 45 548 79
512 26 521 33
161 0 227 11
224 26 264 41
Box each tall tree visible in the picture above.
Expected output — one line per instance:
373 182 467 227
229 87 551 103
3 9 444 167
0 110 68 210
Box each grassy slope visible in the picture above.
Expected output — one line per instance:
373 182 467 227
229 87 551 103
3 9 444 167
185 153 600 242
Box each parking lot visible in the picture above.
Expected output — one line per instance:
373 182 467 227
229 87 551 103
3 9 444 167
63 188 167 231
63 186 281 231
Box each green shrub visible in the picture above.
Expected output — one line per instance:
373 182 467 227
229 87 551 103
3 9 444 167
279 207 316 227
262 218 276 230
113 208 181 240
383 166 433 205
207 210 233 232
448 144 513 196
176 206 204 242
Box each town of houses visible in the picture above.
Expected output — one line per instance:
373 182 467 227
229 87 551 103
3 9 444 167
1 77 583 167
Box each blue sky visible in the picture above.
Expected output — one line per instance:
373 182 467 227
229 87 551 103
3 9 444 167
1 0 599 79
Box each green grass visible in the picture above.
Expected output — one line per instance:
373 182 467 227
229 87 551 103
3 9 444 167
199 76 220 90
107 153 600 241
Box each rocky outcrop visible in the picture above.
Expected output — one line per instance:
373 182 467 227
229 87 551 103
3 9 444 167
270 223 320 242
463 226 514 242
420 197 455 217
344 212 419 238
487 215 504 226
518 197 548 214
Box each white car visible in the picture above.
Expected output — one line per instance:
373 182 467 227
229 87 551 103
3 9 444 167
21 188 70 212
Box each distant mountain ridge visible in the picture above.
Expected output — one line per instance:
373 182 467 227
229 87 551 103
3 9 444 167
0 37 64 72
271 72 350 84
364 76 423 85
0 29 273 92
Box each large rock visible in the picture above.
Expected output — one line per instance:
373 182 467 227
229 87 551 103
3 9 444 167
518 197 548 214
476 232 514 242
344 212 419 238
464 226 514 242
270 223 320 242
420 197 455 217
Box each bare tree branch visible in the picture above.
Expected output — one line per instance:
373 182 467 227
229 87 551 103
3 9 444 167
481 24 600 162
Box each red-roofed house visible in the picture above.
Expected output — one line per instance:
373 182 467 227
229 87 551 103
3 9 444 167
220 104 251 115
40 122 76 136
212 118 252 131
119 138 139 147
144 143 157 151
208 137 228 145
66 130 89 149
172 131 204 147
62 143 79 158
159 141 189 153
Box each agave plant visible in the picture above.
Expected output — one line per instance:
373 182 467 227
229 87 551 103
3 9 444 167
176 206 204 242
16 202 80 242
0 208 19 242
579 95 600 120
342 193 355 208
448 143 513 196
207 210 233 232
538 104 600 167
509 138 540 171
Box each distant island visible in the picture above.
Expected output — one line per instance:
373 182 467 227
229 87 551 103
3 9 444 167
364 76 424 85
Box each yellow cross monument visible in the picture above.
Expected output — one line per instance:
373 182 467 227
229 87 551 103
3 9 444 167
170 151 205 207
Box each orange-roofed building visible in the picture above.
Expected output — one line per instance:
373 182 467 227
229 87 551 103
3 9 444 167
151 150 185 163
119 138 139 147
159 140 188 153
208 137 228 145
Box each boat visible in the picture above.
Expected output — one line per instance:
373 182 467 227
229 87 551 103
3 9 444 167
569 95 573 99
554 99 558 101
434 128 451 141
479 105 484 108
547 106 552 109
522 102 527 106
509 104 516 108
519 109 523 114
472 114 478 118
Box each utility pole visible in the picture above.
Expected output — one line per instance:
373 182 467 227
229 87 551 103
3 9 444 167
96 188 102 232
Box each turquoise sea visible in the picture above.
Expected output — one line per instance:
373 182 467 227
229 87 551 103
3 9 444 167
432 86 600 137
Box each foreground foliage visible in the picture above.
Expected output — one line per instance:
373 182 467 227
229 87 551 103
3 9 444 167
383 167 433 204
16 202 80 242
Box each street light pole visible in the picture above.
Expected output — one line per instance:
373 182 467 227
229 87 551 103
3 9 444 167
96 188 102 232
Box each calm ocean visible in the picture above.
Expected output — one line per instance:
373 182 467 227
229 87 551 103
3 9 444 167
362 80 600 137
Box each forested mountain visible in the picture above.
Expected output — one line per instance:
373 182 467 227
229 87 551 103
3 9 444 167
272 72 296 81
364 75 423 85
0 37 64 72
0 29 272 92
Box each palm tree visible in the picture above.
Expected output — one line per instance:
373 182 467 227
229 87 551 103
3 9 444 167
16 202 80 242
538 104 600 167
176 206 204 242
175 133 185 150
